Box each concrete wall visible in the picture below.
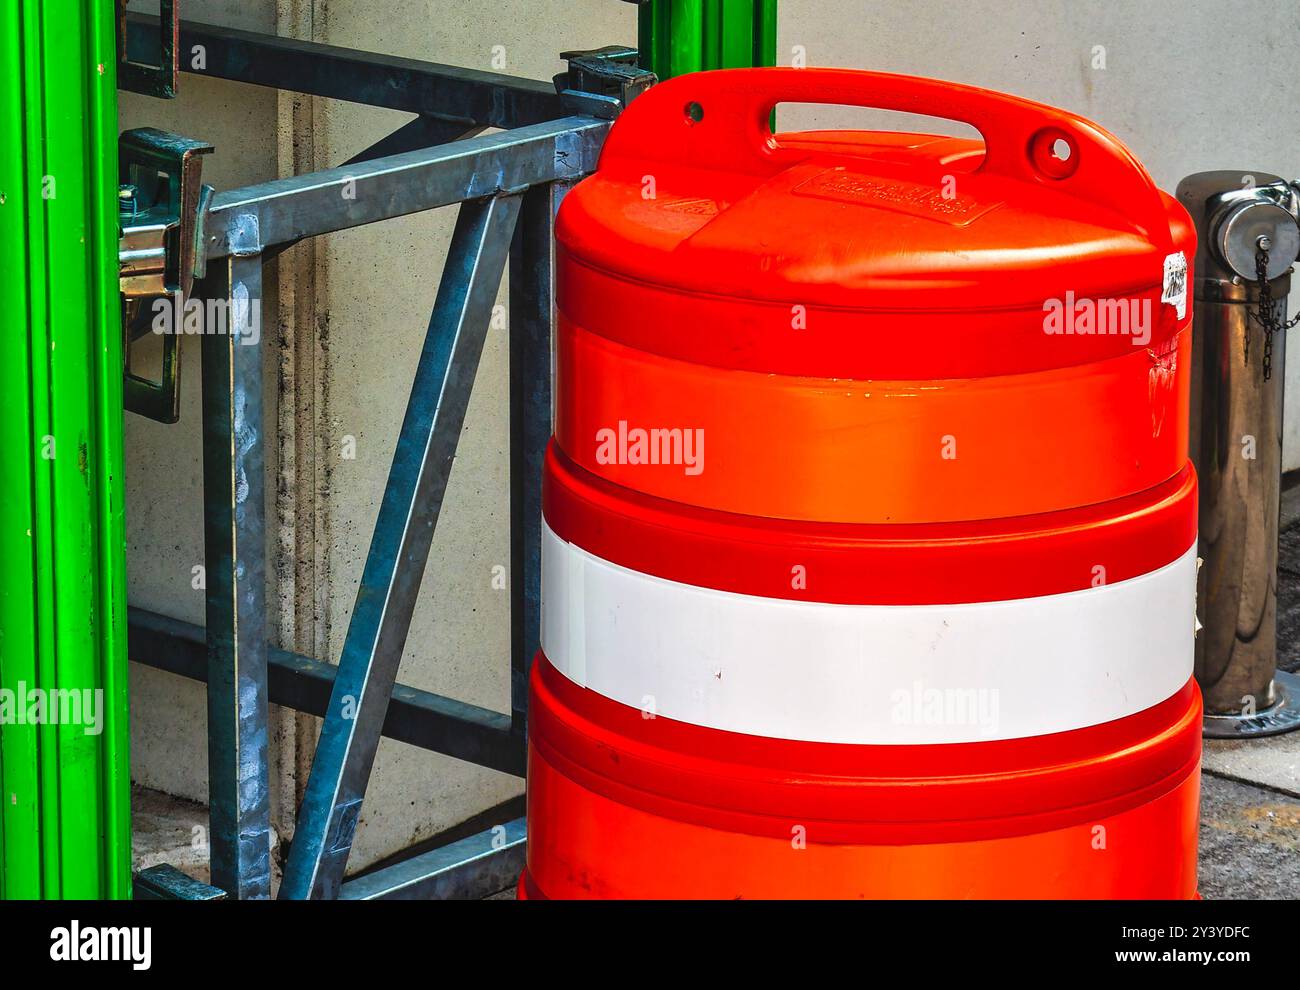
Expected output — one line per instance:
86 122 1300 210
123 0 1300 878
122 0 287 829
774 0 1300 466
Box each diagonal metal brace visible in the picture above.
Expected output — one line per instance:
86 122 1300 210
279 192 523 900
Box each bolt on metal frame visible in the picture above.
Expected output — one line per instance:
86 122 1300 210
120 11 619 900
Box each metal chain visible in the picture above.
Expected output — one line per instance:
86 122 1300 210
1250 242 1300 381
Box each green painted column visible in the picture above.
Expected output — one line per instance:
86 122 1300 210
0 0 130 898
638 0 777 80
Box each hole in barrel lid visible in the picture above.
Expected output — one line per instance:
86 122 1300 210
768 103 985 171
1028 127 1079 179
684 101 705 124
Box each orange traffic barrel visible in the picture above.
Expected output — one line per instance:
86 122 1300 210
524 67 1201 899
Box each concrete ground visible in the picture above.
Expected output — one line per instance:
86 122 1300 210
1199 772 1300 898
131 785 283 896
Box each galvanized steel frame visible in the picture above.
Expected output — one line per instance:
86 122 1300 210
120 12 609 900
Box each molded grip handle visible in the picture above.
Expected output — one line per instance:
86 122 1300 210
601 67 1172 241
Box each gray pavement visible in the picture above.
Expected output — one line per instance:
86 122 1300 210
1199 772 1300 898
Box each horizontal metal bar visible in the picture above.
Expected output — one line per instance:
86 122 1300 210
123 11 563 127
126 607 524 777
203 116 607 258
339 818 525 900
261 118 488 267
134 864 227 901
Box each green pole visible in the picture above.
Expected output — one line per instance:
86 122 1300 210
0 0 130 899
639 0 777 80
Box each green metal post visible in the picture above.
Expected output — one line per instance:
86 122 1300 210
0 0 131 898
638 0 777 79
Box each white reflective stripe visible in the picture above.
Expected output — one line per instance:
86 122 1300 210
541 521 1196 745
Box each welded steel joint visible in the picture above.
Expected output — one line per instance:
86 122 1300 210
554 46 656 119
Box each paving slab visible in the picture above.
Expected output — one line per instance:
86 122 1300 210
1198 773 1300 899
1277 524 1300 675
1203 733 1300 800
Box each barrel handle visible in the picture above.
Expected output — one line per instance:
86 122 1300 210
601 67 1172 240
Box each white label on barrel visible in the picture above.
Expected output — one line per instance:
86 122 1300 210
1162 251 1188 319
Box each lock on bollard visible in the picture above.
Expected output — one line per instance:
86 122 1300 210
1179 171 1300 737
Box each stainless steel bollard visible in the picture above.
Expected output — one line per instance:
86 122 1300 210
1179 171 1300 737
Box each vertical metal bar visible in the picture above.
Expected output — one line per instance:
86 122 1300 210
638 0 664 78
1192 279 1288 716
755 0 778 68
668 0 704 76
281 192 522 900
719 1 754 68
703 0 722 68
1 0 53 903
639 1 777 78
198 252 273 899
1181 171 1300 737
0 0 129 899
508 181 571 740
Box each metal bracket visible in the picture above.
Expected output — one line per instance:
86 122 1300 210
117 0 180 99
119 127 214 423
554 46 655 119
